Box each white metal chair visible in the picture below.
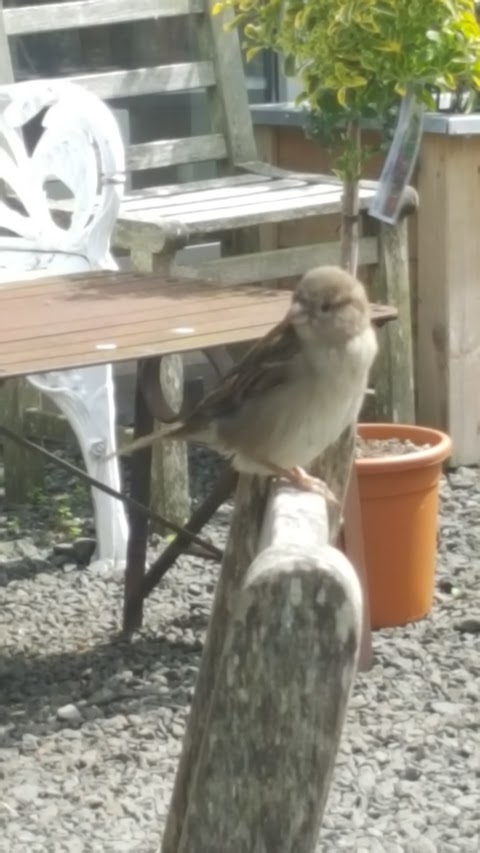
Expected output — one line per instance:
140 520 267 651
0 79 128 573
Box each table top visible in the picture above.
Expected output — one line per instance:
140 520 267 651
0 269 397 380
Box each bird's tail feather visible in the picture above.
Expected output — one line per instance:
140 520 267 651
106 422 182 460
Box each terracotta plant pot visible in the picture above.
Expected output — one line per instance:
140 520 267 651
347 423 452 629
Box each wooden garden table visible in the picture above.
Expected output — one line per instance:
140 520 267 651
0 267 396 639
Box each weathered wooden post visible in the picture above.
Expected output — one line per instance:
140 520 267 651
129 250 191 529
375 217 416 424
161 462 362 853
417 114 480 464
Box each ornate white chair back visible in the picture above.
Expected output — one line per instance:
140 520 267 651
0 79 128 573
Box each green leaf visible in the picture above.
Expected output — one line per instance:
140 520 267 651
345 74 368 88
245 46 261 61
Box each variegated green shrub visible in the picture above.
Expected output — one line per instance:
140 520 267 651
214 0 480 174
214 0 480 111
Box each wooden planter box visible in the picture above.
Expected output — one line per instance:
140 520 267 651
417 114 480 466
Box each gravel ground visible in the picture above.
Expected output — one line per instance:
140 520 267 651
0 446 479 853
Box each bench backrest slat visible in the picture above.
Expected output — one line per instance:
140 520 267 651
72 62 217 100
2 0 205 34
127 134 227 171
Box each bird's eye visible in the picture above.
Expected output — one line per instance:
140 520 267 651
319 302 331 313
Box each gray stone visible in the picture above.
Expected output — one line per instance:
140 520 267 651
38 804 59 824
170 722 185 739
357 765 376 793
0 537 48 568
454 617 480 633
56 704 83 723
12 783 39 804
430 701 465 716
404 765 422 781
76 749 98 769
85 794 104 808
20 733 38 753
405 841 437 853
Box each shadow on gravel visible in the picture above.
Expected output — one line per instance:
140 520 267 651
0 632 201 744
0 557 66 586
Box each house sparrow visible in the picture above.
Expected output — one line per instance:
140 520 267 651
113 266 378 497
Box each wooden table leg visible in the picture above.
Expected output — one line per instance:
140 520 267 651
342 466 373 671
122 359 156 636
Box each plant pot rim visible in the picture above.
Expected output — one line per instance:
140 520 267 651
356 423 452 473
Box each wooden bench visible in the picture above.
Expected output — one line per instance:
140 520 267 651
0 0 378 284
0 0 414 525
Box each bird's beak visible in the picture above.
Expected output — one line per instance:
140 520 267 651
287 298 307 322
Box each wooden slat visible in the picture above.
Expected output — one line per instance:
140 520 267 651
241 161 379 192
124 180 343 216
125 173 271 199
3 0 204 35
175 237 379 285
119 185 376 235
2 286 286 337
176 184 376 227
0 305 286 364
0 271 291 378
67 62 215 100
0 324 271 375
0 269 274 304
127 134 227 171
122 178 308 211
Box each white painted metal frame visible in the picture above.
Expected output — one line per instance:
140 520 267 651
0 79 128 573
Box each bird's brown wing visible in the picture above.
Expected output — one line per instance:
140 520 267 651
108 317 300 457
180 317 300 433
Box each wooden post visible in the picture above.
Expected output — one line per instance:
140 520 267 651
417 116 480 464
312 425 372 672
150 354 191 530
374 217 416 424
161 474 269 853
161 432 359 852
164 481 361 853
1 380 44 504
130 249 190 527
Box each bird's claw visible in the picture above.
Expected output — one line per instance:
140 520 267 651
287 466 340 506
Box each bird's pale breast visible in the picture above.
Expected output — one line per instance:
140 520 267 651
224 325 377 474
